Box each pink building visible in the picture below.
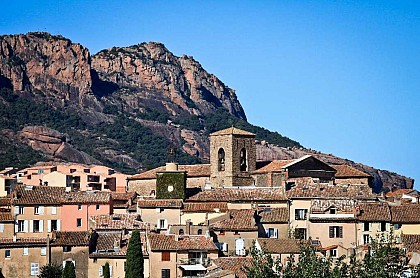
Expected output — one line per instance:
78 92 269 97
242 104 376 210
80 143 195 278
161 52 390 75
61 191 112 231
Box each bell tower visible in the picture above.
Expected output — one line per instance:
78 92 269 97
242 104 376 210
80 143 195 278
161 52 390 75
210 127 256 187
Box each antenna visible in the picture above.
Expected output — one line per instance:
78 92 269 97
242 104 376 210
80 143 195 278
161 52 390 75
167 132 177 163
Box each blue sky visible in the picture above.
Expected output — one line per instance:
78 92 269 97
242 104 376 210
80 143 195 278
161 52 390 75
1 1 419 188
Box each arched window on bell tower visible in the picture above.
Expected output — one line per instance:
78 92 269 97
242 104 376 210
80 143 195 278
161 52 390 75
240 148 247 171
218 148 225 171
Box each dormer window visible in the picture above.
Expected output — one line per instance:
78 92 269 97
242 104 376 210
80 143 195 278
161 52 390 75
240 148 247 171
218 148 225 171
330 207 336 214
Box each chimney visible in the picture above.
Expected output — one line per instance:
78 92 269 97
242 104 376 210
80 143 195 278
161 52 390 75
165 163 178 171
12 235 16 242
46 234 51 264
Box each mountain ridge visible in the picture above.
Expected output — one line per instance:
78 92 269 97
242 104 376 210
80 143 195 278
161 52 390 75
0 32 414 191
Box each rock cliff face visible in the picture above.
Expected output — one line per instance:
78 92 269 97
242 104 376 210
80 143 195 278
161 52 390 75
0 32 413 190
0 32 92 103
91 42 246 119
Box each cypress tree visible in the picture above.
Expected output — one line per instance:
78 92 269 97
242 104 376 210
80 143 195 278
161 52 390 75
104 262 111 278
62 261 76 278
125 230 144 278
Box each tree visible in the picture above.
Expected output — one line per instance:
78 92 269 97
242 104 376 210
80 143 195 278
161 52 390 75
125 230 144 278
244 243 282 278
38 264 63 278
104 262 111 278
62 261 76 278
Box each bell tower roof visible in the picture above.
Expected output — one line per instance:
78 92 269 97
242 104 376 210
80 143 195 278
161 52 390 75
210 127 255 137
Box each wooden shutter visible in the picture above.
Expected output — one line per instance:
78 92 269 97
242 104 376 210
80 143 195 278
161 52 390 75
161 251 171 261
339 226 343 238
329 226 334 238
39 220 44 232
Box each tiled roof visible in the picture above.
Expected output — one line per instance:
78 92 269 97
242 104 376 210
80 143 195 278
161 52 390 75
51 231 90 246
0 212 14 222
210 127 255 137
182 202 228 213
129 164 210 180
148 234 217 251
110 192 137 201
138 199 183 208
90 232 148 257
90 214 148 230
356 203 391 221
187 188 288 202
331 165 371 178
209 210 258 231
0 237 47 248
286 184 377 199
258 238 301 254
253 160 294 173
212 257 254 278
390 205 420 223
258 208 289 223
0 197 11 206
61 191 111 204
402 234 420 252
13 185 65 205
386 189 415 198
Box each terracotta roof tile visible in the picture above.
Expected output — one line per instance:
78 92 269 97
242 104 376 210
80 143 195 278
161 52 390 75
91 214 148 230
258 238 301 254
182 202 228 213
253 160 294 173
61 191 111 204
390 204 420 223
258 208 289 223
402 234 420 252
13 185 65 205
0 197 11 206
331 165 371 178
209 210 258 231
0 237 47 248
212 257 254 278
148 234 217 251
138 199 183 208
0 212 14 222
51 231 90 246
210 127 255 137
187 188 287 202
286 184 377 199
110 192 137 201
90 232 148 257
130 164 210 180
386 189 415 198
356 203 391 221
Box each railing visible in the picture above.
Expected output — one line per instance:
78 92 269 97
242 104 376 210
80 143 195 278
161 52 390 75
178 257 211 267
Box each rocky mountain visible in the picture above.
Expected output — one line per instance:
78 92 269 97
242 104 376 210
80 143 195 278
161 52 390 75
0 32 414 190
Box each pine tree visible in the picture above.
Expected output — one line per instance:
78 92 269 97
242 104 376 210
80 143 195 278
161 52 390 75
125 230 144 278
104 262 111 278
62 261 76 278
38 263 63 278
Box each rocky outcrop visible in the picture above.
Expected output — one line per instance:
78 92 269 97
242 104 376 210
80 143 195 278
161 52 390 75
0 32 92 103
91 42 246 119
19 126 99 164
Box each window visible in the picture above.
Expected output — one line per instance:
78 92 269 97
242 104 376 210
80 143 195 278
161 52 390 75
77 204 82 210
34 206 40 215
380 222 387 232
329 248 337 258
15 206 24 215
5 250 10 258
295 209 308 220
76 218 82 227
51 206 57 215
267 228 278 239
197 229 203 235
329 207 337 214
23 247 29 255
70 169 76 173
295 228 307 240
51 220 58 231
218 148 225 171
363 222 370 232
40 247 46 256
219 230 225 235
84 168 90 173
394 223 401 230
158 219 167 229
162 251 170 261
96 204 100 210
329 226 343 238
33 220 41 233
240 148 247 171
38 169 44 174
17 220 25 232
179 229 184 235
63 246 72 252
161 269 170 278
30 263 39 276
363 234 370 245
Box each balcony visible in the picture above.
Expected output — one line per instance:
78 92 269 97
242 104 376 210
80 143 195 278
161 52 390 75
178 257 211 267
